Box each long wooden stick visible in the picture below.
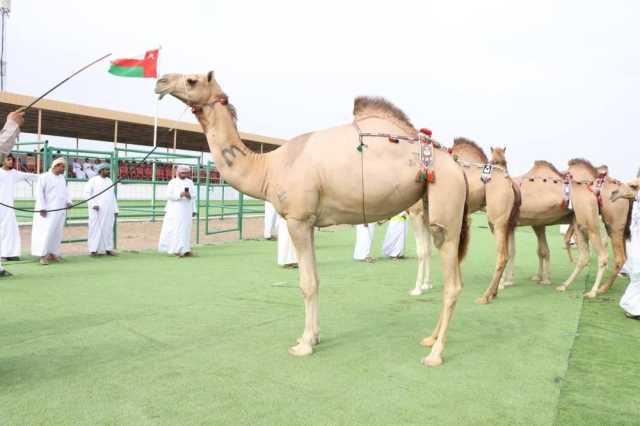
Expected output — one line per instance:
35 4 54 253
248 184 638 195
23 53 112 111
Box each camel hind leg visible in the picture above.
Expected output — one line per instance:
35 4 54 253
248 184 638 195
408 200 433 296
583 227 608 299
286 218 320 356
597 230 626 294
500 231 516 289
422 233 463 367
531 226 552 284
419 162 467 367
476 223 509 304
557 226 589 292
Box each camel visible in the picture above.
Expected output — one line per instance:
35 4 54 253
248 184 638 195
155 71 470 366
611 178 640 203
563 165 633 294
408 141 520 305
502 159 609 298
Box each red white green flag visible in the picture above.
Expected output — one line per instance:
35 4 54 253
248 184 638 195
108 49 159 78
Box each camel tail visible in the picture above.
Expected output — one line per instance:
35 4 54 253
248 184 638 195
458 173 471 262
563 222 575 264
624 199 633 241
506 179 522 238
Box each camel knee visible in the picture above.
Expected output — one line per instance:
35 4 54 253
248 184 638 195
299 284 318 299
429 224 446 249
537 247 550 260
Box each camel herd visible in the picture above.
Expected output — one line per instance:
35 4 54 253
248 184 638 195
155 71 637 367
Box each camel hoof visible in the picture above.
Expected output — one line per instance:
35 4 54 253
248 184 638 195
409 288 423 296
583 291 597 299
475 296 491 305
500 281 514 289
539 279 552 286
556 285 567 292
421 354 443 367
296 335 320 346
420 336 436 347
288 342 313 357
530 275 542 282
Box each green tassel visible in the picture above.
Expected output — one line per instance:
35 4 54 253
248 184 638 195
357 144 364 152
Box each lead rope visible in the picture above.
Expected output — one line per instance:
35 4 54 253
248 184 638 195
353 121 368 227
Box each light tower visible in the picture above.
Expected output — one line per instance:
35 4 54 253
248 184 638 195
0 0 10 91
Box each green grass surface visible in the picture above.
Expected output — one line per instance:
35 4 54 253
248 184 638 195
0 216 636 424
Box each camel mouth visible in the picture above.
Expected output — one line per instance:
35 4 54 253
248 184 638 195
154 78 172 100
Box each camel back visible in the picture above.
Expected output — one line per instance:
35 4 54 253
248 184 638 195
452 138 488 163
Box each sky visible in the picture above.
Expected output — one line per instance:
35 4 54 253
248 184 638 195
6 0 640 178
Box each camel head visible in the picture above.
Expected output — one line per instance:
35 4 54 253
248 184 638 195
489 147 507 166
155 71 224 114
610 178 640 202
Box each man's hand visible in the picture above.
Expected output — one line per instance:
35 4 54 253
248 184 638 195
93 205 100 211
192 212 196 217
39 210 47 218
7 110 25 127
180 191 191 199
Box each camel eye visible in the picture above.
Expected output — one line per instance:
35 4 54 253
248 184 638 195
631 184 639 191
187 78 197 86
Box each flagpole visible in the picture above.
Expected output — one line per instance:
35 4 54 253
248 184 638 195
151 45 161 221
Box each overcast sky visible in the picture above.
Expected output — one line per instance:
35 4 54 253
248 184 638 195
7 0 640 178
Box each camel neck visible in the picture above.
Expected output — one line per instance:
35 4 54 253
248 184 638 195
202 103 268 200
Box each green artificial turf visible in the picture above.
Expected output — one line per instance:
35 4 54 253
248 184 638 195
0 215 634 424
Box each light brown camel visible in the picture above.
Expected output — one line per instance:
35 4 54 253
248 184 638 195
611 178 640 202
408 142 520 305
502 159 609 298
155 71 470 366
563 165 633 294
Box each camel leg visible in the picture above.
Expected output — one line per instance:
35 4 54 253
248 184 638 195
557 227 589 292
584 228 608 299
286 219 320 356
500 231 516 289
531 226 552 285
597 231 626 294
422 236 462 367
476 224 509 304
409 207 433 296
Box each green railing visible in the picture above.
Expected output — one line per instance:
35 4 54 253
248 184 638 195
12 142 264 248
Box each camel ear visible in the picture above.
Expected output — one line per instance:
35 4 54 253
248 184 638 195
207 71 214 82
503 147 507 152
490 147 494 153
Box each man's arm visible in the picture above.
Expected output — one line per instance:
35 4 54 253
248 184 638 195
0 110 25 157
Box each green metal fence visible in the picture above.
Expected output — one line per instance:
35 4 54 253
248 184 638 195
12 141 263 248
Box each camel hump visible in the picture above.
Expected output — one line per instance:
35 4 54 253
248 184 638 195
529 160 563 177
568 158 599 178
353 96 414 130
452 138 488 163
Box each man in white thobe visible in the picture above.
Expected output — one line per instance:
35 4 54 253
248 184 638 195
158 165 196 257
353 223 376 262
382 212 409 259
31 158 72 265
85 163 118 256
0 109 25 277
264 201 278 240
83 159 96 179
277 216 297 268
620 190 640 320
0 154 37 261
72 158 86 179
